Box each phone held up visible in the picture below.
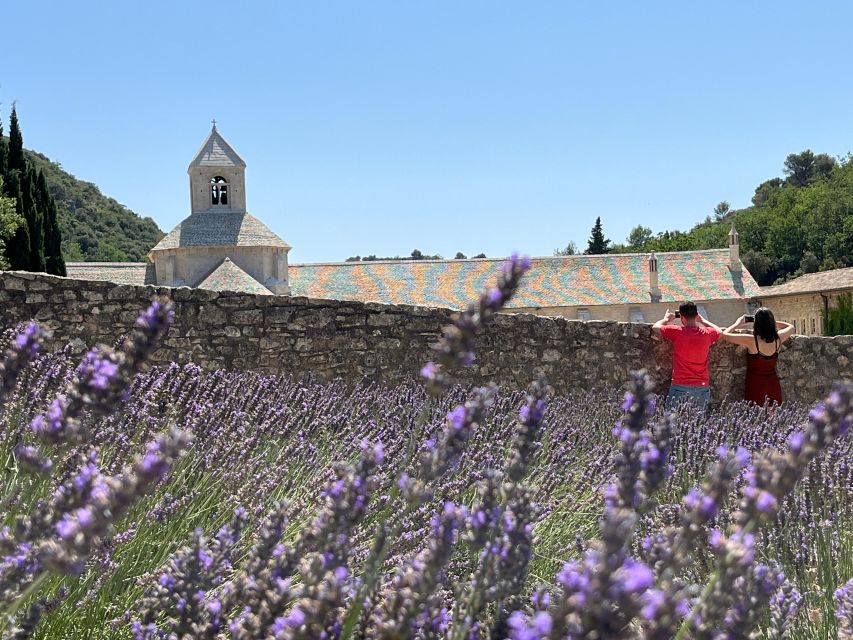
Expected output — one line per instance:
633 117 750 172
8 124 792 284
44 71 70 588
745 315 755 323
674 311 681 318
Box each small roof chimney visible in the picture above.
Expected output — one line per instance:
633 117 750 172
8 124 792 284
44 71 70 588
729 225 741 272
648 252 658 271
648 252 661 298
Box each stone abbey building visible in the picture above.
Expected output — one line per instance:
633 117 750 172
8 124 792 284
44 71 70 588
66 125 766 328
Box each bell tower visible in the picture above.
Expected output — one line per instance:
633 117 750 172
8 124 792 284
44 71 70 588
188 121 248 214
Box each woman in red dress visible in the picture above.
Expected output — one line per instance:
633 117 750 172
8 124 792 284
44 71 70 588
722 308 795 406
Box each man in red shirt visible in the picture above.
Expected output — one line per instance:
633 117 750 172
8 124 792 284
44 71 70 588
652 301 723 410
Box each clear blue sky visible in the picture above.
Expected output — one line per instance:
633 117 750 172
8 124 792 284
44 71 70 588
3 1 851 263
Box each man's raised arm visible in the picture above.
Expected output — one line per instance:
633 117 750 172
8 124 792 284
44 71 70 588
652 310 675 336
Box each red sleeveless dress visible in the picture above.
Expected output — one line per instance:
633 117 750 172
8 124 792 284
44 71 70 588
744 336 782 406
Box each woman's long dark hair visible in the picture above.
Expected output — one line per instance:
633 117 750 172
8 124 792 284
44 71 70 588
753 307 779 343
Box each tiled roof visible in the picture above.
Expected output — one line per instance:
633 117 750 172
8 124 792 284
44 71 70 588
188 126 246 169
65 262 153 286
287 249 761 309
149 211 291 253
760 267 853 297
196 258 272 295
66 250 761 309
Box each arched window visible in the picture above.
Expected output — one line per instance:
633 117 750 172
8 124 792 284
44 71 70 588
210 176 229 206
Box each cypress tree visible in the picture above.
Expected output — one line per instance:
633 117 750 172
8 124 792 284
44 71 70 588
23 166 46 272
0 114 7 179
38 170 65 275
3 173 30 270
584 216 612 255
7 105 25 174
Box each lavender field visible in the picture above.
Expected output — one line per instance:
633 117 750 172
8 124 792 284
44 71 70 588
1 259 852 639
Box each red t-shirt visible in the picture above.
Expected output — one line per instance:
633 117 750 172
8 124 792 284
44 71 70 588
660 325 721 387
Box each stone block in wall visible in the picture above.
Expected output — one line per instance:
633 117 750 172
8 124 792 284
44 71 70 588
171 287 196 301
542 348 562 362
106 285 138 301
284 296 311 306
28 280 52 291
231 309 263 324
259 336 283 350
367 313 397 327
4 277 27 291
216 295 255 309
336 314 366 328
265 308 293 324
197 305 227 325
287 309 334 330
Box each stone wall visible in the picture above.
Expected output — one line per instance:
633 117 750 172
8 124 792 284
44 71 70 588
518 299 749 329
1 271 851 405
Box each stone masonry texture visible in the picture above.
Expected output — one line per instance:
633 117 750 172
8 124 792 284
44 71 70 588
1 272 851 405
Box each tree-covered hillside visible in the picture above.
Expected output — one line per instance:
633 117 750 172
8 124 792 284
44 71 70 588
599 151 853 286
24 149 164 262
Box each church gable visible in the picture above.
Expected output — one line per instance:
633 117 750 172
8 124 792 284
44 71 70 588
196 257 273 295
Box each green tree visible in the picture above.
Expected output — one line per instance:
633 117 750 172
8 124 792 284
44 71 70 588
626 225 653 251
799 250 820 274
37 170 64 275
61 239 85 262
783 150 837 187
554 241 577 256
87 240 129 262
0 177 25 270
0 108 67 273
741 249 772 283
2 172 30 270
23 166 46 272
472 253 487 259
751 178 783 206
7 105 25 173
0 112 7 177
822 293 853 336
584 217 611 254
454 252 467 259
713 201 731 221
410 249 423 260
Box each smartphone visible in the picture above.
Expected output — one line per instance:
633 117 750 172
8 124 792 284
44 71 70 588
745 315 755 323
674 311 681 318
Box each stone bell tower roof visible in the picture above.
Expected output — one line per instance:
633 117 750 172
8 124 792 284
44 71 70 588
148 211 291 255
188 123 246 170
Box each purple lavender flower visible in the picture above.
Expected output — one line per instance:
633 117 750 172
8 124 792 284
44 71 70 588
837 577 853 640
423 253 530 393
0 321 44 402
12 445 53 474
29 300 174 444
